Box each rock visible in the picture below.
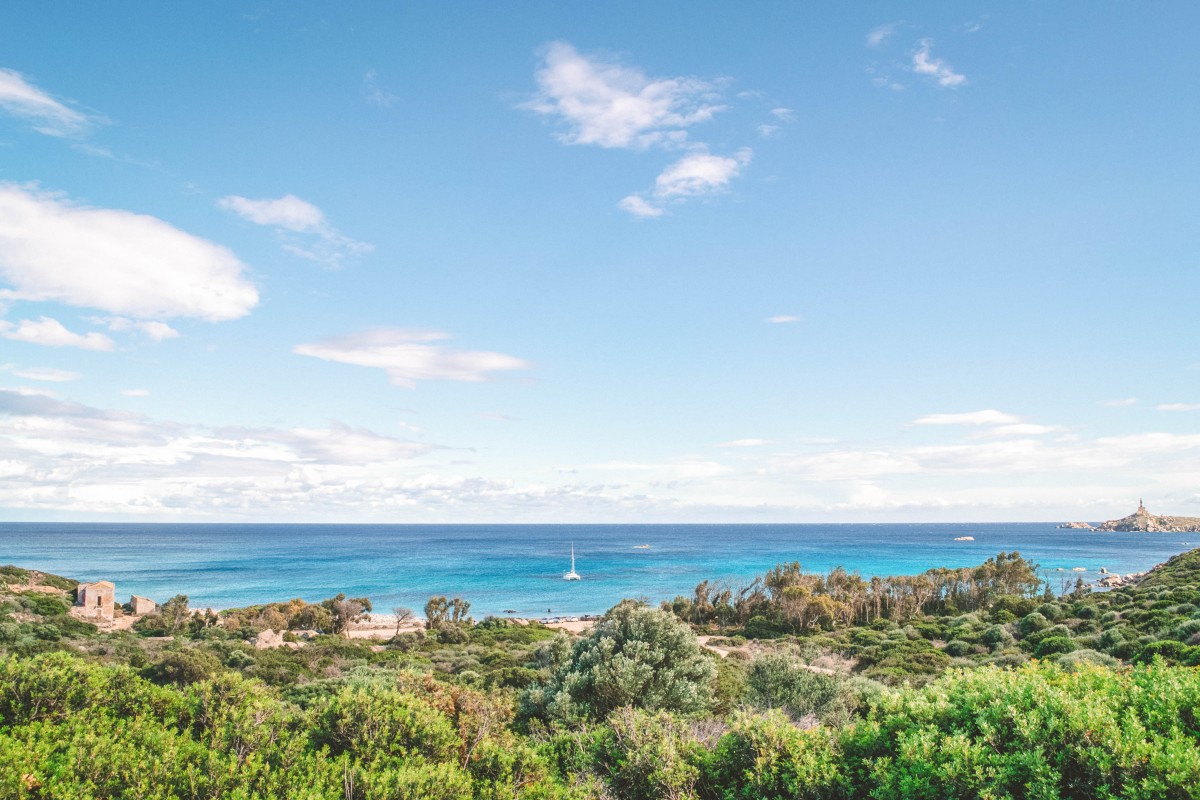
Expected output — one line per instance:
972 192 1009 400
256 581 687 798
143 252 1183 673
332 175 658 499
251 629 285 649
1057 521 1095 529
1096 502 1200 533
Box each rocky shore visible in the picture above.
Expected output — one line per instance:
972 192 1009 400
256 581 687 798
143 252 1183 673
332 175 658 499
1096 501 1200 533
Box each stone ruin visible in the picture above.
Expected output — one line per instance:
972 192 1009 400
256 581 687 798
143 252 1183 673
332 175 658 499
76 581 115 622
130 595 157 615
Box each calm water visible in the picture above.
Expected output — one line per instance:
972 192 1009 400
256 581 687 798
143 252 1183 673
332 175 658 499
0 523 1194 616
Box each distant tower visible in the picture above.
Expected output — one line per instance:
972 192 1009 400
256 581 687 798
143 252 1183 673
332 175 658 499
1138 497 1147 514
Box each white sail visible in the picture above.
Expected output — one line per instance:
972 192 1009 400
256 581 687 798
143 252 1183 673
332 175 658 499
564 543 581 580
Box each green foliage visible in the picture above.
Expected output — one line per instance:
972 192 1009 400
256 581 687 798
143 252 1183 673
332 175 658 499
521 601 715 725
839 662 1200 799
746 651 864 725
590 707 703 800
708 710 847 799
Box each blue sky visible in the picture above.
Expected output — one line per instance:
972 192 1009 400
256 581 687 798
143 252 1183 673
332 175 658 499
0 2 1197 522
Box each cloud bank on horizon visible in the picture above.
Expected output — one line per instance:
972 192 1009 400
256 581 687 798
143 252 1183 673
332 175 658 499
0 4 1197 522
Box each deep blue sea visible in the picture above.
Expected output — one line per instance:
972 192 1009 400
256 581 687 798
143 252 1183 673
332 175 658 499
1 523 1194 617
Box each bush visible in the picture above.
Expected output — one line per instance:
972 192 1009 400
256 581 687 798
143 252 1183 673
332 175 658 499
520 601 715 725
980 624 1013 648
708 710 846 799
590 707 702 800
746 652 852 724
1033 636 1076 658
140 649 222 686
1017 612 1049 637
944 640 973 657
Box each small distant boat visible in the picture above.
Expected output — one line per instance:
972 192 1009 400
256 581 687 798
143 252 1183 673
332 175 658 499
1072 567 1087 572
563 544 581 581
633 544 651 549
953 536 974 541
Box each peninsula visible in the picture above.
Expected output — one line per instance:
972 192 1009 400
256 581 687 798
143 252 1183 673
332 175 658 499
1095 500 1200 533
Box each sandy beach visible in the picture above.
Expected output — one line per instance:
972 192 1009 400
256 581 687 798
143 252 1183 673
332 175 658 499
348 613 596 639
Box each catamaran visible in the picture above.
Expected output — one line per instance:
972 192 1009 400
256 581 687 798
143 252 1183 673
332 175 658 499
563 543 581 580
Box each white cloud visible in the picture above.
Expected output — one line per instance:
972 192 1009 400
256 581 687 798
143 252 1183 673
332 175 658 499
980 423 1064 437
294 329 530 388
10 366 81 382
770 107 794 121
121 388 150 397
1102 398 1138 408
717 438 772 448
654 148 752 199
1158 403 1200 412
0 317 114 351
757 124 781 138
0 68 91 136
94 317 180 341
218 194 371 267
618 194 665 218
218 194 327 233
912 40 967 87
913 409 1020 426
525 41 724 150
0 184 258 321
866 23 899 48
767 314 801 324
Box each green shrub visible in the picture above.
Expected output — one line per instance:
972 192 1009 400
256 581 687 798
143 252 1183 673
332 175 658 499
944 640 972 657
520 601 715 725
1033 636 1076 658
1017 612 1049 637
590 707 702 800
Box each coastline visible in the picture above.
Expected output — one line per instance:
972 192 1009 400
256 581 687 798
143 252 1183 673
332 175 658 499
3 521 1194 617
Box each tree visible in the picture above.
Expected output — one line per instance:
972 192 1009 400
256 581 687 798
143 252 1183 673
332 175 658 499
520 600 715 725
392 606 416 636
159 595 190 634
321 594 372 637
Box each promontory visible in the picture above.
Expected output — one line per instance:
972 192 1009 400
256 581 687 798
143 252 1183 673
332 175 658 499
1095 500 1200 533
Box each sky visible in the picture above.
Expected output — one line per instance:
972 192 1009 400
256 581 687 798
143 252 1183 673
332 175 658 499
0 2 1197 523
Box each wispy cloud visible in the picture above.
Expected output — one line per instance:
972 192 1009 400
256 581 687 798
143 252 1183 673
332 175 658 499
0 183 258 322
121 388 150 397
10 366 81 382
912 39 966 87
617 194 665 218
524 41 724 150
363 69 396 108
0 317 114 351
0 68 93 137
1102 398 1138 408
294 328 530 388
218 194 372 267
656 148 751 198
914 409 1020 426
717 438 772 448
866 23 899 48
767 314 801 324
1158 403 1200 412
93 317 180 342
621 148 752 217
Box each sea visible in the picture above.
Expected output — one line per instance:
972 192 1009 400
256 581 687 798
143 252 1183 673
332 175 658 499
1 522 1194 617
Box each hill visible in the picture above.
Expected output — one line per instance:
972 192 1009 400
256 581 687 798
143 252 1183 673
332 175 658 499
1096 500 1200 532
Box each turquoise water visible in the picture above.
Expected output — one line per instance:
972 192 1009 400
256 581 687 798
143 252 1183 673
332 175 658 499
0 523 1194 616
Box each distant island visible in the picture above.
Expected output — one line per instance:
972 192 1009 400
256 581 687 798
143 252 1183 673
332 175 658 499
1089 500 1200 533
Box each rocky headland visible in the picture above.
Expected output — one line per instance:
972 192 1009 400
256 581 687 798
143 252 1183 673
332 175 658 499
1057 521 1095 530
1095 501 1200 533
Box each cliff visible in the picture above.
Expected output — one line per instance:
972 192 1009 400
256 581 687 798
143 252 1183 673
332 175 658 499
1095 503 1200 533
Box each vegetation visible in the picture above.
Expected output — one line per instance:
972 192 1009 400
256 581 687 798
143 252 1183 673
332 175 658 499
1 551 1198 798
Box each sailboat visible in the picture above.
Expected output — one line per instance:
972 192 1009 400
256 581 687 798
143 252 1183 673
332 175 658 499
563 544 581 581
